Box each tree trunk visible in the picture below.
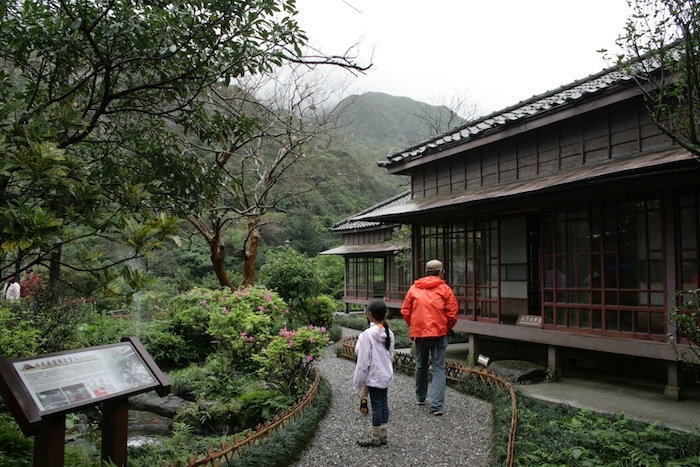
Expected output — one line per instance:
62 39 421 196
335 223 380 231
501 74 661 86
209 232 233 291
187 215 234 291
241 219 261 287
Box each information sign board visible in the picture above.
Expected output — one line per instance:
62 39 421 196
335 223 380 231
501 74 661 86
13 342 157 414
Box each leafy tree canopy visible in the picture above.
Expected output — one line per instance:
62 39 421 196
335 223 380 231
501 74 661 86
613 0 700 156
0 0 311 290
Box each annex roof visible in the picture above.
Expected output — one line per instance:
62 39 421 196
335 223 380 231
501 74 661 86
319 242 404 256
319 191 411 256
330 190 411 232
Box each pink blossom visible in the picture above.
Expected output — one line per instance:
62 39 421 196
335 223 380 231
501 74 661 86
309 337 315 344
309 325 314 330
306 355 314 363
320 326 327 333
222 307 229 315
284 309 289 314
258 305 265 312
265 295 272 302
288 340 295 348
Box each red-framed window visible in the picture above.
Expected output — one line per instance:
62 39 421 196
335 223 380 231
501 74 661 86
345 257 384 300
541 194 666 339
678 189 700 294
385 255 411 302
417 219 500 321
676 189 700 345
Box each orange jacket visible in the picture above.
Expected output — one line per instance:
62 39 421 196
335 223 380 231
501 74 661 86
401 275 459 338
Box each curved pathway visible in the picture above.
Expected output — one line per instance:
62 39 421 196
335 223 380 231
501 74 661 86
291 330 493 466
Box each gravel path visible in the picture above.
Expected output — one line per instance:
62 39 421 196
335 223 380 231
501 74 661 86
291 329 493 466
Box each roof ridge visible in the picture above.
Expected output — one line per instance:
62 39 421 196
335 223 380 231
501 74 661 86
379 61 638 167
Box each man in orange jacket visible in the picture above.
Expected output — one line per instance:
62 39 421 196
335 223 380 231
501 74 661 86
400 259 458 416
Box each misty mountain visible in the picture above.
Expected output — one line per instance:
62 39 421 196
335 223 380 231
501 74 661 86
332 92 466 166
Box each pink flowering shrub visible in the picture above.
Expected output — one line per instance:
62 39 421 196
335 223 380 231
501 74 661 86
146 287 287 366
208 286 289 372
149 286 333 398
253 325 332 396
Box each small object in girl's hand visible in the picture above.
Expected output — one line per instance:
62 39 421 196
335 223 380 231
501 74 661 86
360 396 369 414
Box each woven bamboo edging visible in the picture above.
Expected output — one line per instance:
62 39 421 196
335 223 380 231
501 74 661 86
169 368 321 467
340 335 518 467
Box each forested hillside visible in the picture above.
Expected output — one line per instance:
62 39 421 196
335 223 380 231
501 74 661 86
334 92 465 165
148 92 458 287
276 92 464 251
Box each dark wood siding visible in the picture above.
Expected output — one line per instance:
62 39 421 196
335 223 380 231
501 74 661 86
410 97 674 197
343 228 394 246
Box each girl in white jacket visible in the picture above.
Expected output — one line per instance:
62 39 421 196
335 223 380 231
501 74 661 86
353 299 395 447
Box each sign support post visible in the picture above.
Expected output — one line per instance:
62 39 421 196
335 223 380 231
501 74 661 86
34 414 65 467
102 398 129 466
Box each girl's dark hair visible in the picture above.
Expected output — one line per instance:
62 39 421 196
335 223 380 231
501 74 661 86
368 299 392 351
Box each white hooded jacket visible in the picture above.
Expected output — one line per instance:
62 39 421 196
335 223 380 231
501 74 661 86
353 322 395 391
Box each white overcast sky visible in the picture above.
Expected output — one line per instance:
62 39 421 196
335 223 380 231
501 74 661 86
295 0 634 115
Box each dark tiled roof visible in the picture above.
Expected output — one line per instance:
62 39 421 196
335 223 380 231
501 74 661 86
379 65 636 168
331 190 411 232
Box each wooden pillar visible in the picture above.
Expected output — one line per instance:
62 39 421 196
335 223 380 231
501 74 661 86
468 334 479 367
34 414 65 467
548 345 562 381
664 361 686 401
101 398 129 467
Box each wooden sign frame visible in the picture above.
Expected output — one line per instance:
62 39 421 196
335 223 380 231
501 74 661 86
0 336 169 466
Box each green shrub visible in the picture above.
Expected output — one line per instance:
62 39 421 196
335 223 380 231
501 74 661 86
292 294 339 329
169 353 247 402
259 247 321 304
162 288 220 361
78 310 136 347
328 324 343 343
238 389 294 427
335 313 367 330
140 321 194 367
144 287 287 367
0 413 32 466
314 255 345 299
227 378 332 467
1 298 99 355
0 306 41 359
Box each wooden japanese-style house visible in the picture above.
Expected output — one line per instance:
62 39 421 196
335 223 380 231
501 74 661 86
331 63 700 398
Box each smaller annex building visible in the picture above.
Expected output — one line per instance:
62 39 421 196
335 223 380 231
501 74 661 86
324 62 700 398
321 191 411 312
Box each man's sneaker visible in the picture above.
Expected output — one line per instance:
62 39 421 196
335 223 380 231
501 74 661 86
416 400 426 406
430 409 443 416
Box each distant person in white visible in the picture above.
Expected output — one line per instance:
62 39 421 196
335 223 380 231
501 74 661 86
3 275 20 301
